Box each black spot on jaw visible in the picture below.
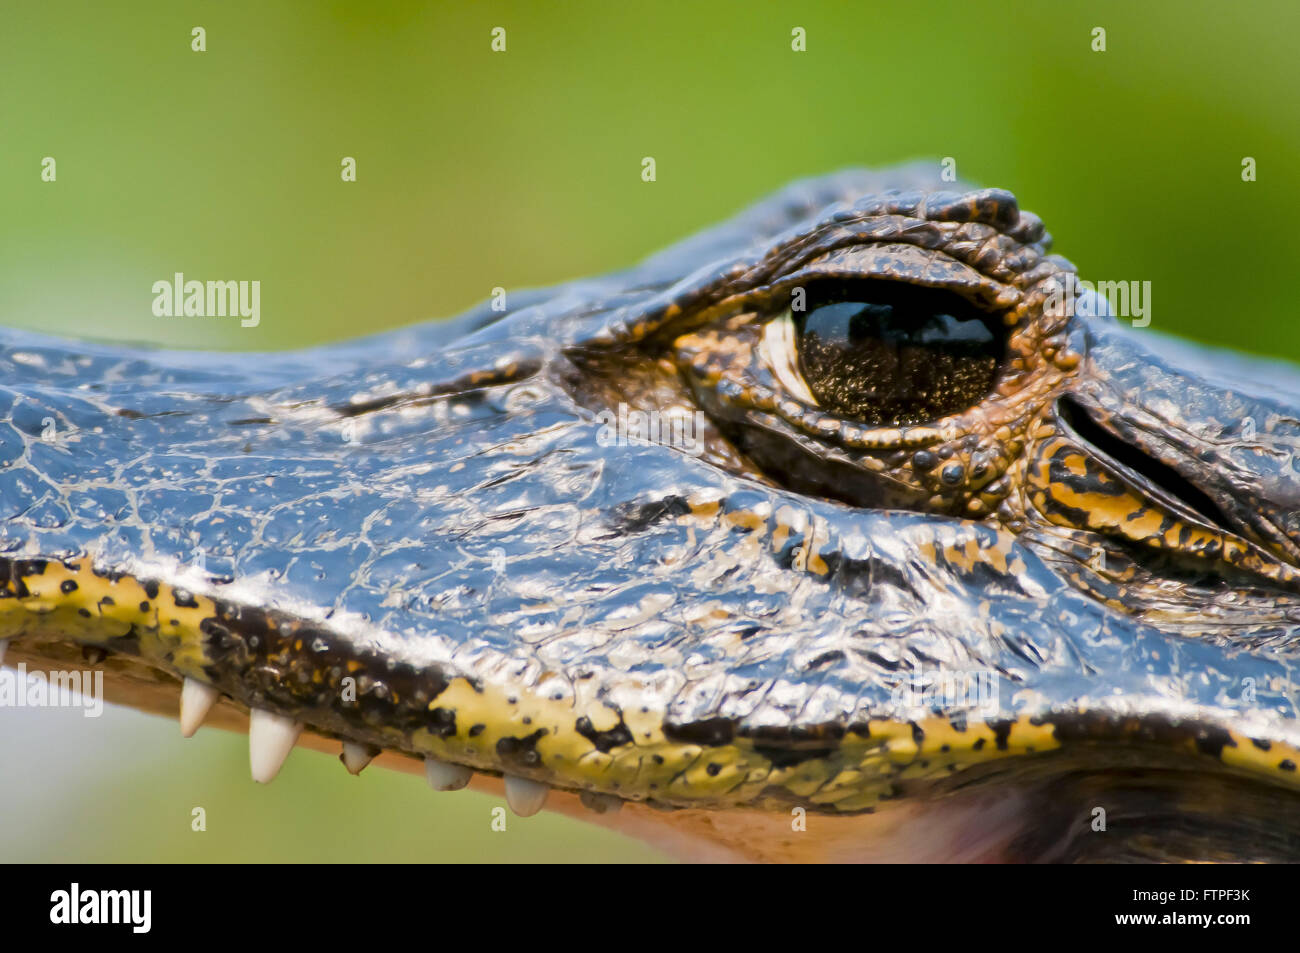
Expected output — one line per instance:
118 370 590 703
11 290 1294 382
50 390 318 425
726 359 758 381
198 616 239 653
754 742 841 770
575 715 634 753
4 558 49 598
664 717 735 747
14 558 49 578
428 707 457 738
60 579 78 594
1193 725 1235 759
749 723 848 769
496 729 547 770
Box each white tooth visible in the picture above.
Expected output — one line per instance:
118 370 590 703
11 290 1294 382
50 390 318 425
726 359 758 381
504 775 549 817
341 742 375 775
0 639 8 667
179 677 219 738
248 708 302 783
425 756 472 791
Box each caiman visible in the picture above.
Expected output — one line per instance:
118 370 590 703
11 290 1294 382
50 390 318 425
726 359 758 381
4 165 1300 863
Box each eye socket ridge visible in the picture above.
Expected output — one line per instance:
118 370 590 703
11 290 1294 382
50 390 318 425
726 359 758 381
764 279 1009 427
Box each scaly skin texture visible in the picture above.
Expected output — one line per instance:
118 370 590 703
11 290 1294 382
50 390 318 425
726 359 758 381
4 165 1300 861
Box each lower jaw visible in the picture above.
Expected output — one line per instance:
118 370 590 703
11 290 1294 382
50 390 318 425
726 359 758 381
3 637 1038 862
12 637 1300 863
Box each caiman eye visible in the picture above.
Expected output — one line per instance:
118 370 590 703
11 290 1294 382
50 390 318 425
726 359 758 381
766 280 1007 425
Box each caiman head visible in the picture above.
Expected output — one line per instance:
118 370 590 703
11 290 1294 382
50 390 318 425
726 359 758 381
5 165 1300 862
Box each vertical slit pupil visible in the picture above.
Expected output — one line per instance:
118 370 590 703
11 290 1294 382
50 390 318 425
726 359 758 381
793 280 1005 424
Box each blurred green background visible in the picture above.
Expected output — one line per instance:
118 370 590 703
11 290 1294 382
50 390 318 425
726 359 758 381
1 1 1296 862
